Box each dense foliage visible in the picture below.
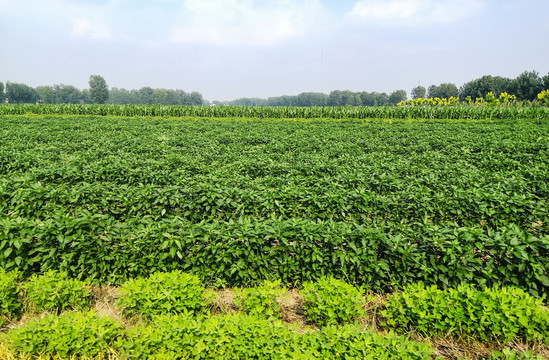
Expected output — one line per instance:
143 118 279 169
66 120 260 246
382 283 549 343
119 313 433 359
1 103 549 119
116 270 212 319
4 311 123 358
0 115 548 297
301 276 364 327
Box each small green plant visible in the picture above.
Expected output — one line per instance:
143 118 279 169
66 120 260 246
0 268 22 323
301 276 364 327
24 270 91 314
116 270 212 319
4 311 122 359
484 348 544 359
234 279 287 319
382 283 549 343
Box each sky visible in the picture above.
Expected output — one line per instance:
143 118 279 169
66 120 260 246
1 0 548 102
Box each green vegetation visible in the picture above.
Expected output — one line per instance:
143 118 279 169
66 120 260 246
382 283 549 343
1 270 548 358
301 276 364 327
0 115 548 298
4 311 122 359
1 103 548 118
233 279 287 319
116 270 212 319
24 270 91 314
0 269 21 326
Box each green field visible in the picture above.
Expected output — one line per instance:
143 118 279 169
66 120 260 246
0 114 547 295
1 112 549 359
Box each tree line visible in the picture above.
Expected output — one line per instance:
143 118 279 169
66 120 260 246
1 70 547 106
0 75 205 106
217 70 549 107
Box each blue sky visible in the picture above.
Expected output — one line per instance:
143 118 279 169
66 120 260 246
1 0 548 101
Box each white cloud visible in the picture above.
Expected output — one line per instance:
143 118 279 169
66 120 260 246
171 0 327 46
71 17 113 41
347 0 486 25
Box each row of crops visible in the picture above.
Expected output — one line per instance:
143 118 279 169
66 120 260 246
1 103 549 119
0 114 547 299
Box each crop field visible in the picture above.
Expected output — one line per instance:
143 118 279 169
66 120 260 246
1 110 548 359
0 113 547 292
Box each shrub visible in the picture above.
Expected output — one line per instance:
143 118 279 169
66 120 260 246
301 276 364 327
24 270 91 314
382 283 549 343
0 268 22 323
3 311 122 359
234 279 286 319
119 313 433 360
116 270 212 319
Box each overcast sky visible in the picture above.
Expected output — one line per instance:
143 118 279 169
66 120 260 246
2 0 548 101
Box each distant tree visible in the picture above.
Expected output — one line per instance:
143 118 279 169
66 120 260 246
428 83 459 99
88 75 109 104
389 89 407 105
138 87 154 104
459 75 513 100
0 82 4 103
411 85 426 99
53 84 83 103
109 88 138 104
36 86 55 103
542 73 549 90
511 70 544 101
295 92 328 107
328 90 361 106
188 92 204 105
6 82 38 103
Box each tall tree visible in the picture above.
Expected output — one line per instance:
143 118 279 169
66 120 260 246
6 82 38 103
511 70 543 101
542 73 549 90
428 83 459 99
36 86 55 103
389 90 407 105
88 75 109 104
411 85 426 99
459 75 513 100
0 82 4 103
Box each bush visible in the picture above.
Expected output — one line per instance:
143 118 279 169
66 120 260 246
0 268 22 323
3 311 122 359
116 270 212 319
24 270 91 314
118 313 433 360
234 279 286 319
382 283 549 343
301 276 364 327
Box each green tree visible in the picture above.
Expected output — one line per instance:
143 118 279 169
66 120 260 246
137 87 154 104
389 89 407 105
411 85 426 99
88 75 109 104
428 83 459 99
328 90 361 106
459 75 513 100
542 73 549 90
6 82 38 103
53 84 84 104
0 82 4 103
511 70 543 101
36 86 55 103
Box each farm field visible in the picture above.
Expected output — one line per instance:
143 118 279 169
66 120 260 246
0 114 548 292
0 111 548 359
